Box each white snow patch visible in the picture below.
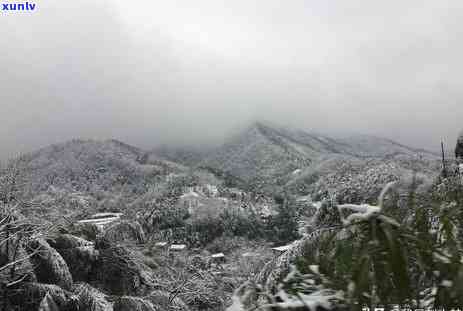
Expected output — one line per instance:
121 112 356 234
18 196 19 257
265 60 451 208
272 243 294 253
264 290 343 310
169 244 186 251
312 201 322 209
338 203 381 225
78 217 120 224
180 191 199 198
309 265 319 274
441 280 453 287
292 169 302 175
91 212 123 219
296 195 311 202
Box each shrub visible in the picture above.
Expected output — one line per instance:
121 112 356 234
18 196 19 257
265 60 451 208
232 178 463 310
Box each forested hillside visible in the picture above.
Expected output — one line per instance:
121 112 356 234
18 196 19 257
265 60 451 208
0 124 460 311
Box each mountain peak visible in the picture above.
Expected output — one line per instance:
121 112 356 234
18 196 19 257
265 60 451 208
248 120 292 133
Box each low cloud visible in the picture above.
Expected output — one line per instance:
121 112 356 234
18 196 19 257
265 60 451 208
1 0 462 159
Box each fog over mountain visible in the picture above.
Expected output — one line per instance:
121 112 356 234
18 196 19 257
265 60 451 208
3 2 463 309
1 0 463 160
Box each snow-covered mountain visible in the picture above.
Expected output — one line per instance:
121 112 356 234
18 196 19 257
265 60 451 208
193 122 439 193
14 139 185 193
286 152 440 203
336 134 439 158
151 144 208 167
4 123 442 213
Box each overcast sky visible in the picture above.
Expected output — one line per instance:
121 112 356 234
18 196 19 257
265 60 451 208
1 0 462 159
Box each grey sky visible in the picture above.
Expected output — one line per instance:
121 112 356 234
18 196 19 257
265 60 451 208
1 0 462 159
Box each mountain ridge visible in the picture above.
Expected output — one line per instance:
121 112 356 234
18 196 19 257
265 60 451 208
188 122 439 190
5 123 441 202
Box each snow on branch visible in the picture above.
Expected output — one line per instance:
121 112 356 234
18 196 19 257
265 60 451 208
337 181 397 225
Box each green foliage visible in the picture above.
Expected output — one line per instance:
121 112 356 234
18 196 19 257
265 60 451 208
264 193 301 244
185 215 224 246
240 173 463 310
185 207 267 247
220 208 265 238
315 200 342 227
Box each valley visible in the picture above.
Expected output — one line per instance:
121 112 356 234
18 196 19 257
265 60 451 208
0 122 460 311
